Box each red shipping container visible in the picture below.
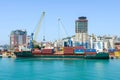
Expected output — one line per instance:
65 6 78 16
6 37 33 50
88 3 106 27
41 49 54 54
64 47 74 55
74 46 85 49
32 48 41 55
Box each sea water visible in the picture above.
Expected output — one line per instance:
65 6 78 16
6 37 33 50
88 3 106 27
0 58 120 80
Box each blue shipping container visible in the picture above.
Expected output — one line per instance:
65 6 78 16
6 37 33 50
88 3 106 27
108 48 116 52
74 49 85 54
86 49 96 52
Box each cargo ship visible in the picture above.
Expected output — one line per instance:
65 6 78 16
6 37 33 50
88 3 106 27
14 46 109 59
13 31 109 59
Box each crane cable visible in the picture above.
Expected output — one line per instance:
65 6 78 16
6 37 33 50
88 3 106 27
58 18 69 39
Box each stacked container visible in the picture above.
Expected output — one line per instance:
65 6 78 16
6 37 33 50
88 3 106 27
74 46 85 55
63 47 74 55
86 49 96 55
32 48 41 55
74 46 85 49
41 49 54 55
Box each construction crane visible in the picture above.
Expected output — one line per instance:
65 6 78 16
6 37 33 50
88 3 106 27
58 18 68 39
34 12 45 41
57 18 73 47
29 12 45 49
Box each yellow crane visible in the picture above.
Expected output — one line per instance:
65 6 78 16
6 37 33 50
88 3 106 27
30 12 45 48
33 12 45 41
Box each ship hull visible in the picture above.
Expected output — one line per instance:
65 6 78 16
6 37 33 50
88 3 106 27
14 51 109 59
14 51 33 57
85 53 109 59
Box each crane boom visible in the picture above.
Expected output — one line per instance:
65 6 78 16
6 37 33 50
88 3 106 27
34 12 45 41
58 18 68 39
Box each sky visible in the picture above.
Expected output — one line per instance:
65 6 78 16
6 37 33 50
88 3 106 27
0 0 120 45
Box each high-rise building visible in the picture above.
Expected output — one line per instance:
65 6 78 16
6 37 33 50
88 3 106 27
75 16 88 33
75 16 88 45
10 30 27 49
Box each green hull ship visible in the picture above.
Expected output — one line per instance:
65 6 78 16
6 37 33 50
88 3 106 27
14 51 109 59
85 52 109 59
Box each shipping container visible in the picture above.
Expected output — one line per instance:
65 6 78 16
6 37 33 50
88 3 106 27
74 49 85 54
64 47 74 50
63 47 74 55
32 51 41 55
74 46 85 49
86 49 97 55
32 48 41 55
108 48 116 52
41 49 54 55
86 49 96 52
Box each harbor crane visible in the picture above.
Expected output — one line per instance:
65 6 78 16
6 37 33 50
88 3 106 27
29 12 45 48
58 18 68 39
34 12 45 41
57 18 72 47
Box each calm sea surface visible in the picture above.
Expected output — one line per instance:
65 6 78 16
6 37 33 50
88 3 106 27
0 58 120 80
